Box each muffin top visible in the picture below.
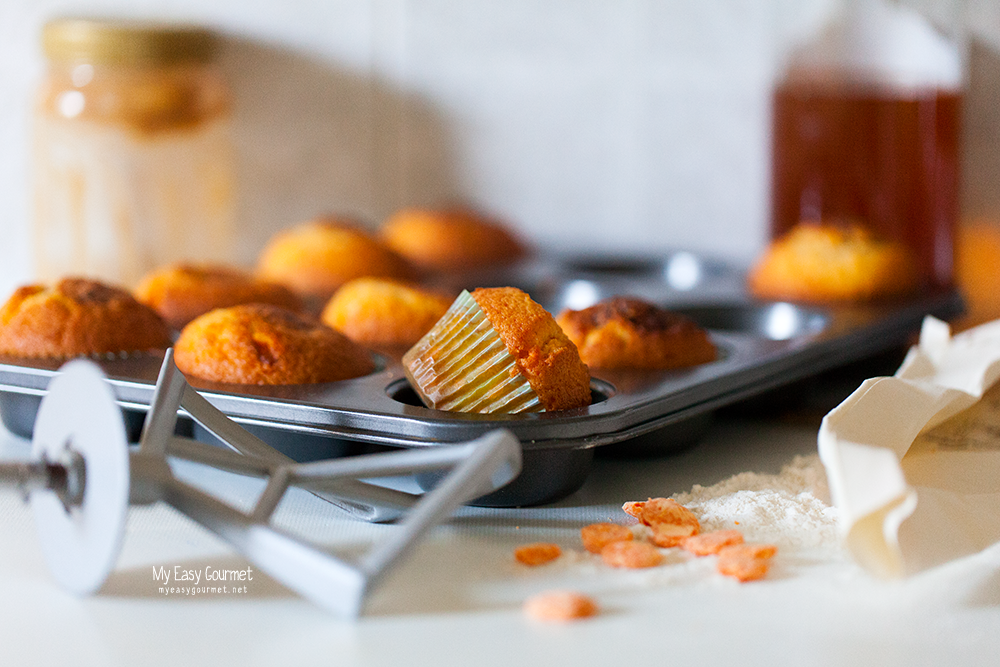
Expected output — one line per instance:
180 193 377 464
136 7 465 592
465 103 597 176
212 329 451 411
471 287 591 412
257 218 414 302
557 297 716 370
174 303 375 385
0 277 172 358
134 263 304 329
321 277 452 348
380 207 526 273
748 222 919 302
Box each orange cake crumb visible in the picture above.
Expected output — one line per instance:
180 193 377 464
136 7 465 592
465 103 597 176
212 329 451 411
716 543 778 582
680 529 745 556
523 590 598 622
580 523 633 554
638 498 700 547
514 543 562 567
637 498 699 529
622 501 645 519
723 543 777 560
600 541 663 569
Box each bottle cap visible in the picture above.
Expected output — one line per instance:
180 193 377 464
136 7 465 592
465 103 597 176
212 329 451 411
43 18 220 66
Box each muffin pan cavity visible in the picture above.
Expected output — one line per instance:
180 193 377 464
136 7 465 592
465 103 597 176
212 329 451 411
0 252 962 507
675 303 829 340
385 378 614 410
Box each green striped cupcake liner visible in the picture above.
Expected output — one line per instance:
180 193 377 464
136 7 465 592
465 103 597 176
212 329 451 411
402 290 543 414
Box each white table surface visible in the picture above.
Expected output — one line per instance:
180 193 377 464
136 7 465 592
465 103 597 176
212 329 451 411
1 405 999 667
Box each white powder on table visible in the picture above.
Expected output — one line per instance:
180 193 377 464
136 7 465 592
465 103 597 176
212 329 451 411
514 454 846 587
671 453 839 552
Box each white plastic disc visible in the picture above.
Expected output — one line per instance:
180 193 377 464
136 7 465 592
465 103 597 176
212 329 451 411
31 360 130 595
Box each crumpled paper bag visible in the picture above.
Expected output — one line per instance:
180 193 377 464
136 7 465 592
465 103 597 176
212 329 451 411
819 316 1000 577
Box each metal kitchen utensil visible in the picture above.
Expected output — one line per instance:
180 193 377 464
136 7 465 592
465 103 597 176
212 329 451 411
0 353 521 617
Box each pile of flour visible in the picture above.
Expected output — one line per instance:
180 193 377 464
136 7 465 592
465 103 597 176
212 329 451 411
517 454 849 588
542 454 851 586
671 454 839 553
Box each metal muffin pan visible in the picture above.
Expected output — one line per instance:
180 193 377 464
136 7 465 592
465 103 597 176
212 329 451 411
0 252 963 506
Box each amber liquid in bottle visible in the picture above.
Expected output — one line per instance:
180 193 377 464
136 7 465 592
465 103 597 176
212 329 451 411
770 82 961 288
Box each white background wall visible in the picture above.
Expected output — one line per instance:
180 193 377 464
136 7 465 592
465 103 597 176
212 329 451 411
2 0 1000 298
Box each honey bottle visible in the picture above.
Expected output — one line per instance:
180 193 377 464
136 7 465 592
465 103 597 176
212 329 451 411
770 0 963 288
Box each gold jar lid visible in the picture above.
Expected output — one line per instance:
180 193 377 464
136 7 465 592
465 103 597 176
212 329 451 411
42 18 220 66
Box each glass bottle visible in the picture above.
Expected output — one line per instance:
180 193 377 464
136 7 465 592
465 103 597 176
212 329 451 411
770 0 963 288
33 18 235 287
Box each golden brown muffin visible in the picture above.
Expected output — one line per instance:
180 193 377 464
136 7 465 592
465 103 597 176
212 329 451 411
748 222 919 302
470 287 590 411
0 277 171 358
257 218 413 302
380 207 526 272
320 277 452 348
134 263 305 329
403 287 591 413
557 297 716 370
174 304 375 385
953 222 1000 332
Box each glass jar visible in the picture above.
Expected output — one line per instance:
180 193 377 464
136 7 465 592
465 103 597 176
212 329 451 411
33 18 235 287
770 0 963 289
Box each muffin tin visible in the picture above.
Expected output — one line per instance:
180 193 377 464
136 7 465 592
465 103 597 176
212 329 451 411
0 252 962 507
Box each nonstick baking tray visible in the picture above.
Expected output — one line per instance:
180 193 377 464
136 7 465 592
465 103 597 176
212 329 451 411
0 252 963 506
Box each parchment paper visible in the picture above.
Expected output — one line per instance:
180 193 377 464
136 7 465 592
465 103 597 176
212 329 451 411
819 316 1000 577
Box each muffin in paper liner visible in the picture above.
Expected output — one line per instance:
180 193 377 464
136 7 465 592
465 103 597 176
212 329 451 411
402 290 543 413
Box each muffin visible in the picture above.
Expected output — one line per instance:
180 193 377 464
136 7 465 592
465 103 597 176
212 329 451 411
321 277 452 348
403 286 591 413
748 222 919 302
557 297 716 370
380 207 526 273
0 277 171 358
134 263 305 329
953 222 1000 331
257 218 413 302
174 303 375 385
